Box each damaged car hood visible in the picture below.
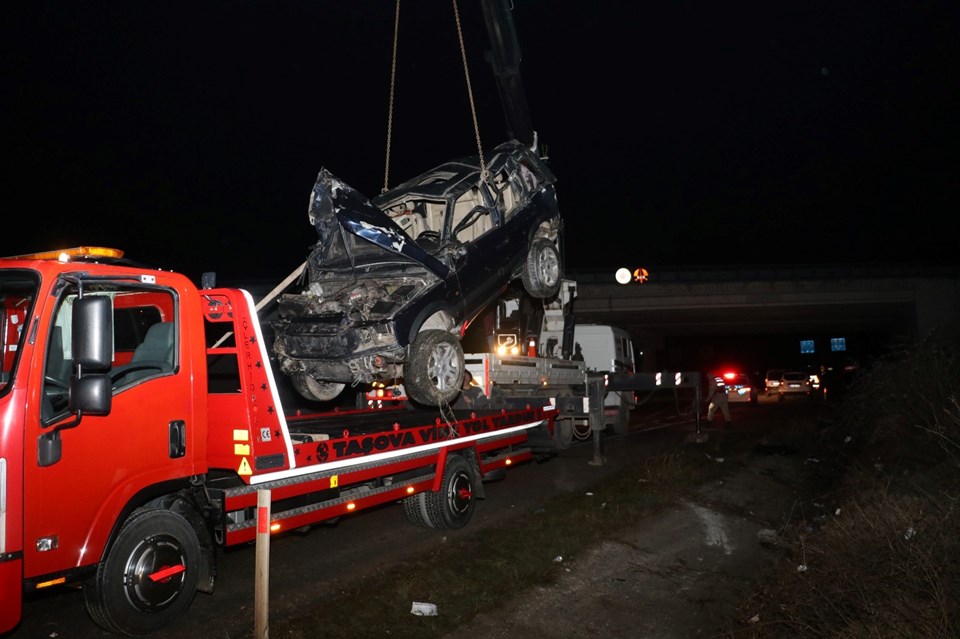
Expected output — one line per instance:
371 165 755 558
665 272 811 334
309 168 450 278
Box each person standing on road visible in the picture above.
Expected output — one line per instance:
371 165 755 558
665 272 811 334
705 375 731 426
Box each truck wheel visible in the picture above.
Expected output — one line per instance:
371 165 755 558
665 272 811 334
405 330 464 406
521 237 561 299
84 508 200 636
554 418 574 449
291 373 345 402
403 455 475 529
402 492 431 527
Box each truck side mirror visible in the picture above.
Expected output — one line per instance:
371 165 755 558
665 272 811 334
38 370 112 468
73 296 112 372
68 374 111 416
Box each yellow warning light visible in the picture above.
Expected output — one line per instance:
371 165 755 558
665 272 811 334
36 576 68 589
346 503 357 511
406 486 415 494
270 522 281 533
2 246 125 261
505 459 512 466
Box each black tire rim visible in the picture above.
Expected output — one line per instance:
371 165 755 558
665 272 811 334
121 534 188 612
447 470 473 517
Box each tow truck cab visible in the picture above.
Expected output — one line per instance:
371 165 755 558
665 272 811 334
0 248 212 634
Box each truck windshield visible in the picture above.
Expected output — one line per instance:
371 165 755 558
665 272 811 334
0 270 40 393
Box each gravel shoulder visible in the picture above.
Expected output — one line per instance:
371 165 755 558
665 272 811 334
444 402 828 639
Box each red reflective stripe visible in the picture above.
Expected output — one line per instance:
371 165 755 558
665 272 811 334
258 506 270 533
148 564 186 582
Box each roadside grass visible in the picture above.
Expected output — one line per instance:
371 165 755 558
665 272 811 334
252 443 743 639
727 323 960 638
245 324 960 639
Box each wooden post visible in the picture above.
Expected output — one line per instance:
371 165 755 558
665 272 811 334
255 489 271 639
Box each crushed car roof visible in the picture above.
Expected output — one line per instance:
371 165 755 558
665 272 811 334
307 168 450 277
373 140 556 205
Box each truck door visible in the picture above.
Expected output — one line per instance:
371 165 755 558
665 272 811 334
24 278 198 580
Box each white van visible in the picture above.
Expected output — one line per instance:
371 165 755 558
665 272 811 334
572 324 636 433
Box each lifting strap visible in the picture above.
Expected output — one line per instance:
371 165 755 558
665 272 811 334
382 0 489 192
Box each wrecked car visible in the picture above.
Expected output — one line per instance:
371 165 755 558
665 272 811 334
272 140 563 406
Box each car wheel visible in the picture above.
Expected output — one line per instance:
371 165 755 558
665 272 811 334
84 508 200 636
291 373 346 402
521 237 561 298
405 329 464 406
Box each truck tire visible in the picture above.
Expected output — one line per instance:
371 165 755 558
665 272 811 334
521 237 561 299
405 330 464 406
402 492 431 527
84 508 201 636
403 454 475 529
292 373 346 402
554 418 574 449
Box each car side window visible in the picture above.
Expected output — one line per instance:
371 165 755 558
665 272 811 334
451 186 494 242
491 169 519 217
518 161 542 191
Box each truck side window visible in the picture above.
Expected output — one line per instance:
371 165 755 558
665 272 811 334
114 306 163 352
41 285 175 418
41 325 71 423
110 319 176 389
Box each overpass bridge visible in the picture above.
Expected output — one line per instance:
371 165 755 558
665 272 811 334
566 264 960 372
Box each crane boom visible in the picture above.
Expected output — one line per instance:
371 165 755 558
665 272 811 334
479 0 537 150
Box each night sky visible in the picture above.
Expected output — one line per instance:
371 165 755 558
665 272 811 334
4 1 958 283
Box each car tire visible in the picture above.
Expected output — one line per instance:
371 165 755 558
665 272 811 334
291 373 346 402
405 329 464 406
521 237 562 298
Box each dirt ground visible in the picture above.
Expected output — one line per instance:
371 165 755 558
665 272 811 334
442 402 825 639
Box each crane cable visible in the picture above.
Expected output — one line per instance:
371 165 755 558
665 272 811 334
451 0 488 182
382 0 401 193
383 0 489 191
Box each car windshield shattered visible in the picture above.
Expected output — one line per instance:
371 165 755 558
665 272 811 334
306 168 449 277
272 140 564 407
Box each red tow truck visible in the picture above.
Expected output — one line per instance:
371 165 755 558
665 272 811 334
0 247 555 636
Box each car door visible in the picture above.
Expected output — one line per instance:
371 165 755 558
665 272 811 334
450 184 505 317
